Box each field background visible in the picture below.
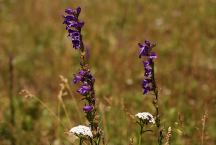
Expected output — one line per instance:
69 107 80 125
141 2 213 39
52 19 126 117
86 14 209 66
0 0 216 145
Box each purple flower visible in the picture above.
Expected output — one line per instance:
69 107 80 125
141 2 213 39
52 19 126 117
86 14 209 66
83 105 93 112
65 7 81 15
138 40 157 95
138 40 156 58
73 70 86 84
143 60 152 77
149 52 157 59
79 70 87 76
73 69 94 84
63 7 84 49
142 79 152 94
77 85 91 95
73 74 82 84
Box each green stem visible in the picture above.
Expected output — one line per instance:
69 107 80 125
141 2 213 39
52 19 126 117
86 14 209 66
138 126 143 145
79 138 83 145
90 138 94 145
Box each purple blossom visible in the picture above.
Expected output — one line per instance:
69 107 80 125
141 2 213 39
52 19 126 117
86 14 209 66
73 74 82 84
138 40 156 58
79 70 87 76
73 69 94 84
63 7 84 49
149 52 157 59
142 79 152 94
83 105 93 112
73 70 87 84
65 7 81 15
138 40 157 95
73 69 95 97
143 59 153 77
77 85 91 95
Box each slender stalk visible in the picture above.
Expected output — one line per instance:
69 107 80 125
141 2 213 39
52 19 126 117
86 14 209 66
201 112 207 145
138 126 143 145
79 138 83 145
57 84 72 126
151 62 163 145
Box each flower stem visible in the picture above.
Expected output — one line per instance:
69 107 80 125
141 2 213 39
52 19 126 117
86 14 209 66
138 126 143 145
151 62 163 145
79 138 83 145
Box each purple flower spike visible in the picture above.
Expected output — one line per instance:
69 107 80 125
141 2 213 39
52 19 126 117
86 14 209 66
63 6 84 49
138 40 157 95
77 85 91 95
83 105 93 112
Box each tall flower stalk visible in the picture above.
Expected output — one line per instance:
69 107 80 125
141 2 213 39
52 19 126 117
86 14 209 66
63 6 102 145
138 40 163 145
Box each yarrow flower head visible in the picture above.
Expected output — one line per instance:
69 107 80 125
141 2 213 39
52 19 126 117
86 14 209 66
63 7 84 49
69 125 93 138
138 40 157 94
135 112 155 124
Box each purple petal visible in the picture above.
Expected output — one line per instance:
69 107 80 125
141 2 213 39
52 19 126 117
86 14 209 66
76 7 81 15
149 52 157 59
65 8 73 14
83 105 93 112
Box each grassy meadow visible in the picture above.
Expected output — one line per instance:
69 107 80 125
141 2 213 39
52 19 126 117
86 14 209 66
0 0 216 144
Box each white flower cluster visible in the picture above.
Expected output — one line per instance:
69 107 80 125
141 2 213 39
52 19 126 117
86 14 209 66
69 125 93 138
135 112 155 124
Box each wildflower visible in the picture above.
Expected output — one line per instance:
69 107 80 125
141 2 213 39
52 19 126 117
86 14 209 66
83 105 93 112
73 74 83 84
63 7 84 49
73 69 95 85
63 6 102 143
77 84 91 95
142 79 152 94
73 69 87 84
138 40 157 94
69 125 93 138
138 40 156 58
135 112 155 124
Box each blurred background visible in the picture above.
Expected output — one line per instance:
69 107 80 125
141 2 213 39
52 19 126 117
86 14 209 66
0 0 216 145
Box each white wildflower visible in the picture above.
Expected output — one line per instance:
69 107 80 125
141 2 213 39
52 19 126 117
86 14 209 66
69 125 93 138
135 112 155 124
